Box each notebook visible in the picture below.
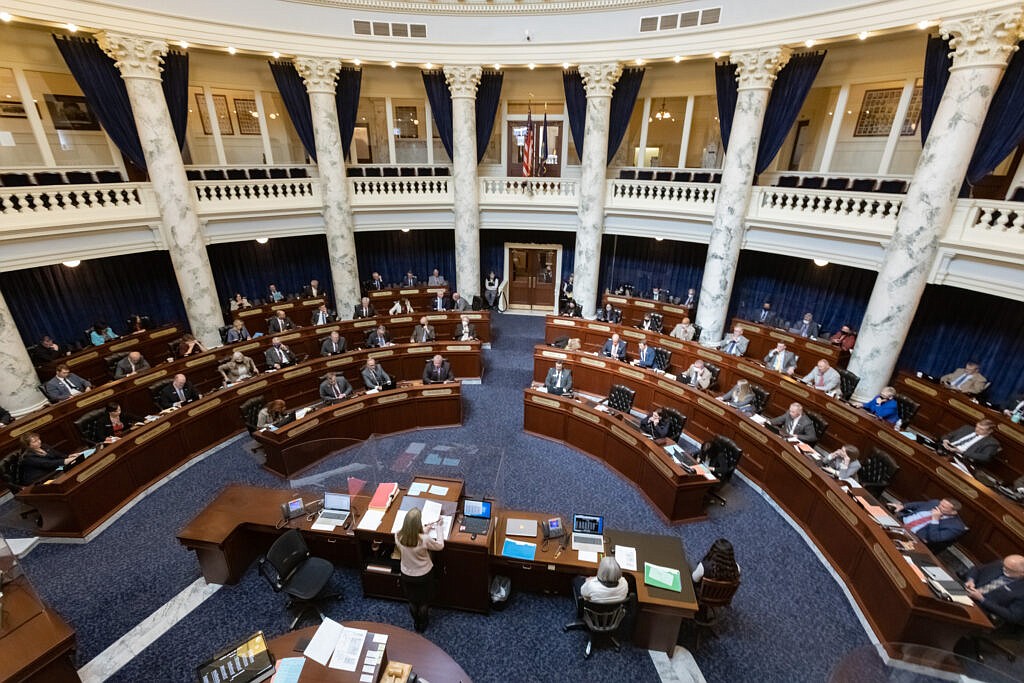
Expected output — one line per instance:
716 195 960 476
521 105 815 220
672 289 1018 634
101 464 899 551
461 499 492 535
571 513 605 553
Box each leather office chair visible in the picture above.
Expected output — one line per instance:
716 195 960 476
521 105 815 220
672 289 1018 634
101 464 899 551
105 352 129 379
66 170 96 184
692 577 741 649
777 175 799 187
289 167 309 178
800 176 824 189
648 313 663 332
1 452 23 493
185 169 203 181
805 410 828 444
859 448 899 500
606 385 636 413
837 369 860 402
895 394 920 429
247 168 268 180
692 324 703 343
563 596 632 658
703 436 742 506
269 167 289 179
825 177 850 191
660 407 687 441
218 326 230 344
851 178 876 192
167 338 183 359
750 384 770 415
652 348 672 372
38 384 58 405
240 396 265 434
226 168 248 180
149 379 175 409
258 529 340 629
703 362 721 392
74 408 108 446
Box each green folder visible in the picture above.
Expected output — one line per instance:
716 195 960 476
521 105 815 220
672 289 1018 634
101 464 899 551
644 562 682 592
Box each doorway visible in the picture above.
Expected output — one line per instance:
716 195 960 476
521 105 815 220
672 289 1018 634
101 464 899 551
503 243 562 312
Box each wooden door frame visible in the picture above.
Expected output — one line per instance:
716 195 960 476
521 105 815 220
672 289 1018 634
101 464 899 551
503 242 563 314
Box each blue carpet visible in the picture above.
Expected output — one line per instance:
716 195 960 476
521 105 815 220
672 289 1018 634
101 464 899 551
5 313 898 681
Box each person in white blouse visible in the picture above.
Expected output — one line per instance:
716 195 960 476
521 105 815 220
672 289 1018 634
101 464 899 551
395 507 444 632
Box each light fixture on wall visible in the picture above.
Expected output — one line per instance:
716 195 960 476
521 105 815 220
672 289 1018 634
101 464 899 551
813 258 829 267
256 237 269 244
62 260 81 267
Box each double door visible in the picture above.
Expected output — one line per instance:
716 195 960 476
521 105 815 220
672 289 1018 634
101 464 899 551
508 247 557 310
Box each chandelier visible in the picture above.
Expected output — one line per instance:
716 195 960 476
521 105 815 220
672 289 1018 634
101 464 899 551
650 99 673 122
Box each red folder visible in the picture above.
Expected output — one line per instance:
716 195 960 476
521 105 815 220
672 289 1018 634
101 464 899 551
369 482 399 510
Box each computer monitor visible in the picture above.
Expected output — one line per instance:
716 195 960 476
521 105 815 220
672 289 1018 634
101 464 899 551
572 513 604 535
324 492 350 511
463 499 491 519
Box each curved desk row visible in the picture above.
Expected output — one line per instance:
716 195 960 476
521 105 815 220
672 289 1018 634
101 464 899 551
15 344 478 537
529 346 992 652
731 318 847 375
35 323 187 386
522 389 714 523
230 296 329 325
600 293 692 331
541 317 1024 564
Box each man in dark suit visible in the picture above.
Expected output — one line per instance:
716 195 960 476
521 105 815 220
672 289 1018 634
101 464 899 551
403 271 417 287
682 288 697 307
411 316 436 343
423 354 454 384
892 498 967 551
367 272 385 291
544 360 572 395
769 402 817 443
631 340 656 368
639 314 660 332
320 331 346 356
265 337 298 369
650 287 667 302
114 351 150 379
268 310 295 333
31 335 67 363
44 365 92 402
640 408 671 438
764 342 797 376
602 333 627 361
361 358 393 391
310 304 333 326
267 283 284 302
367 325 391 348
353 296 376 319
718 325 750 357
562 301 583 317
431 292 450 312
964 555 1024 624
453 315 477 341
940 420 1002 464
302 279 326 299
157 373 201 409
789 312 820 338
319 372 353 404
753 301 777 326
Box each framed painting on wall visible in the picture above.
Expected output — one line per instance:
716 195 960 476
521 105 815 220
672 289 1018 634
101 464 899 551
195 93 234 135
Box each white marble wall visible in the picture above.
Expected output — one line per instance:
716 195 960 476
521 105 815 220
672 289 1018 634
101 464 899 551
98 33 224 349
695 48 790 343
445 66 483 300
294 57 361 318
0 288 46 415
849 9 1023 402
574 63 623 318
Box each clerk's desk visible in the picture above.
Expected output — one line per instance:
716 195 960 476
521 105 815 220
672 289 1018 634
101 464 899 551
34 323 187 386
541 317 1024 563
601 293 692 331
178 480 697 654
0 576 79 683
530 345 994 651
14 345 478 537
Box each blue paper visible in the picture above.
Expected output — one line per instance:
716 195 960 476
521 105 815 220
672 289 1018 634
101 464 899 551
502 538 537 561
424 453 442 465
442 457 460 466
274 657 305 683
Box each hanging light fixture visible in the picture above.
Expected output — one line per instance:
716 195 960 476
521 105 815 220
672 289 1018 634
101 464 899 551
652 99 673 122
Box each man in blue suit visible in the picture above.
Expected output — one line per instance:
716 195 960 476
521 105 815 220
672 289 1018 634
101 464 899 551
964 555 1024 625
631 340 656 368
893 498 967 551
602 333 626 361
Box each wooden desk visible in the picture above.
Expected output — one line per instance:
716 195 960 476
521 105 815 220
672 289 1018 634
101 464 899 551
267 622 473 683
35 323 187 386
231 297 329 325
0 576 79 683
601 294 692 331
731 318 846 375
364 285 449 313
522 389 713 523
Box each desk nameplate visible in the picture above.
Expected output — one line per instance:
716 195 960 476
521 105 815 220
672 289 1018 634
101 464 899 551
661 340 684 351
768 331 796 343
283 366 312 379
571 407 600 423
422 388 455 397
185 355 216 368
135 369 168 384
76 452 116 483
826 402 861 424
663 306 688 315
997 424 1024 446
353 320 376 328
1000 514 1024 542
657 380 686 397
580 357 607 369
407 346 433 354
234 342 261 353
780 450 812 480
367 349 396 359
10 414 54 438
635 301 655 309
108 338 141 352
188 398 222 416
948 398 984 421
872 543 908 589
285 418 320 437
805 343 834 355
739 421 768 444
553 318 578 327
874 430 914 456
586 323 611 333
540 349 568 360
696 349 723 362
66 350 99 367
447 345 473 352
279 332 302 343
904 377 938 397
778 382 809 399
390 316 415 324
737 365 765 379
376 392 409 404
697 398 725 417
76 388 114 408
605 297 628 305
825 491 860 528
149 327 182 339
934 467 979 500
238 380 269 395
610 425 638 446
134 420 171 445
530 394 560 409
617 367 644 381
647 450 674 479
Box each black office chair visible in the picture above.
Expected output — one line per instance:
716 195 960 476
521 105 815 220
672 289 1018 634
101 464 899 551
750 384 771 415
606 385 636 413
248 168 268 180
692 324 703 343
878 179 908 194
703 436 742 506
289 167 308 178
824 177 850 191
149 379 175 409
851 178 876 192
805 410 828 444
837 369 860 402
74 408 108 446
648 313 663 333
218 326 230 345
692 577 741 650
652 348 673 372
563 596 632 658
66 170 96 185
226 168 248 180
777 175 799 187
800 176 824 189
618 169 636 180
269 167 290 179
167 338 183 359
185 169 204 181
895 394 920 429
859 448 899 500
703 362 721 392
258 529 340 630
203 169 226 181
104 351 129 379
660 407 687 441
240 396 265 435
1 452 23 493
33 171 66 186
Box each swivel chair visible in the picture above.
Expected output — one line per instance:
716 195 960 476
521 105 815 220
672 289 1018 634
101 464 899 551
750 384 771 415
1 452 23 493
74 408 108 446
703 362 721 392
837 369 860 402
692 324 703 343
167 338 183 359
652 348 673 372
104 351 129 379
148 379 175 410
894 394 920 430
692 577 741 650
240 396 265 434
859 448 899 499
805 410 829 444
703 436 742 506
258 529 341 630
563 595 632 658
647 313 664 333
606 385 636 413
660 407 687 441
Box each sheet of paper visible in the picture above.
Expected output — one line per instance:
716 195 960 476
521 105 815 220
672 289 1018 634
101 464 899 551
360 675 373 683
273 657 305 683
428 484 449 496
390 510 408 534
923 565 954 582
648 563 676 584
357 510 385 531
421 499 443 526
749 413 767 425
408 482 429 496
614 545 637 571
328 627 367 671
902 555 927 582
578 550 598 563
951 594 974 606
440 514 454 540
311 519 338 532
304 617 343 666
372 633 388 645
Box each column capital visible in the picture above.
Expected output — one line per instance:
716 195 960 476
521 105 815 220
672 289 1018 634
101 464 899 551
578 63 623 98
443 66 483 98
941 7 1023 70
96 32 168 80
731 47 791 91
293 57 342 94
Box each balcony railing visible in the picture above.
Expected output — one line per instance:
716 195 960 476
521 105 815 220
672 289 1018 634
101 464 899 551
349 177 452 206
192 178 321 215
0 182 156 229
480 177 577 206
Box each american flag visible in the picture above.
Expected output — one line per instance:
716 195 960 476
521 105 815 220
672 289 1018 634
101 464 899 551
523 109 534 177
538 111 548 176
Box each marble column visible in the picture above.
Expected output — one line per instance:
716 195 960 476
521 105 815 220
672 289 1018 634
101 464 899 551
694 48 790 343
573 63 623 318
293 57 360 317
444 66 483 300
849 8 1022 402
0 289 46 415
97 33 224 348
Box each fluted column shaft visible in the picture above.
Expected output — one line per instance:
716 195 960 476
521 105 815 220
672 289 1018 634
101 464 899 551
294 57 360 317
573 63 623 317
849 8 1022 402
0 289 45 414
695 48 790 343
98 32 223 348
445 66 483 299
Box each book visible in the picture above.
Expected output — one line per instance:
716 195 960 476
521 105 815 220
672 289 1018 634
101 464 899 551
369 482 399 511
644 562 682 592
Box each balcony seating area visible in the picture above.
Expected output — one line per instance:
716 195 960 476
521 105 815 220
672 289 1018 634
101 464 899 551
346 165 451 178
618 168 722 183
774 175 909 194
184 167 311 182
0 169 125 187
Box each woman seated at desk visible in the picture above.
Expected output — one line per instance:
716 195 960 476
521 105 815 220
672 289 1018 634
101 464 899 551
718 379 756 415
257 399 289 429
573 557 629 615
16 432 78 485
856 386 899 425
229 293 252 311
823 444 861 480
90 321 118 346
640 408 671 438
226 319 251 344
101 402 142 441
691 538 741 585
177 333 207 358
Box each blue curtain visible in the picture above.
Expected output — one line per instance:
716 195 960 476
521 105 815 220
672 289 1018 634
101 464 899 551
715 62 739 152
598 235 707 298
475 71 504 163
898 284 1024 405
53 35 147 170
607 68 645 161
422 71 454 162
207 235 332 305
921 35 952 145
356 230 458 292
336 67 362 162
0 252 188 347
269 61 317 162
965 41 1024 186
162 50 189 151
562 70 587 161
756 52 826 174
480 229 576 284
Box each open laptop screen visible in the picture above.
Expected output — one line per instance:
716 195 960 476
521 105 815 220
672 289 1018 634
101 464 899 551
324 492 350 511
573 513 604 535
463 499 491 519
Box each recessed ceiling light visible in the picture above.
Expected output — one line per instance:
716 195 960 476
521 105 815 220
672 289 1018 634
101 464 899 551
62 260 81 267
562 62 570 69
635 58 644 65
269 113 278 119
353 58 361 66
401 228 410 233
813 258 829 267
272 51 280 59
256 237 269 244
494 63 501 70
713 51 722 59
655 237 663 241
227 46 237 55
858 31 869 40
0 12 13 22
528 63 536 70
673 55 682 63
804 39 816 48
390 61 397 68
425 62 433 69
917 20 930 30
66 23 77 32
179 40 188 49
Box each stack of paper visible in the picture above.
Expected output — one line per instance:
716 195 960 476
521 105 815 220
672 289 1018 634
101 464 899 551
644 562 682 592
614 545 637 571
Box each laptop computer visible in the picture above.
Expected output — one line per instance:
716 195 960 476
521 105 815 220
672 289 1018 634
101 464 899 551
315 492 351 526
461 499 492 535
505 517 538 537
571 513 605 553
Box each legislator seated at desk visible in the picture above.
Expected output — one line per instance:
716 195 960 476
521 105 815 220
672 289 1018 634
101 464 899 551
768 402 817 444
12 432 78 486
100 402 142 441
302 278 327 300
964 555 1024 625
229 293 251 311
679 360 712 391
893 498 967 553
90 322 118 346
320 372 354 404
545 360 573 395
718 379 755 415
941 362 989 395
367 325 393 348
423 355 454 384
403 271 418 287
219 352 259 384
830 325 857 352
789 313 820 339
257 399 290 430
562 301 583 317
268 310 295 334
177 333 207 358
44 364 92 402
1004 394 1024 422
367 272 386 291
640 408 671 439
353 297 376 319
718 325 750 357
113 351 150 379
157 373 201 409
267 283 284 302
265 338 298 369
638 314 661 333
750 301 777 327
310 303 334 326
30 335 68 363
822 445 861 480
320 331 347 356
938 420 1002 465
411 316 436 343
430 291 450 311
763 342 797 376
602 334 627 361
858 386 899 424
631 340 656 369
361 358 394 391
802 359 840 395
428 269 447 287
226 319 251 343
451 292 470 312
597 303 621 324
453 315 477 341
669 317 696 342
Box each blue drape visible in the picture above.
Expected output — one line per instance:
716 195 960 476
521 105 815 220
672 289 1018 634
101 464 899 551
269 61 317 162
715 62 739 152
336 67 362 162
422 71 454 162
0 252 188 347
607 67 645 161
53 35 147 170
356 230 458 292
756 52 826 174
475 71 504 163
562 70 587 161
966 41 1024 186
162 50 189 151
207 235 332 305
921 35 952 145
598 235 707 299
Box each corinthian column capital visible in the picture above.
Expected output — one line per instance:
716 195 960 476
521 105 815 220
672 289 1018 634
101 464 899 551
293 57 342 94
443 66 483 98
731 47 791 91
941 7 1023 70
578 63 623 98
96 32 168 80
